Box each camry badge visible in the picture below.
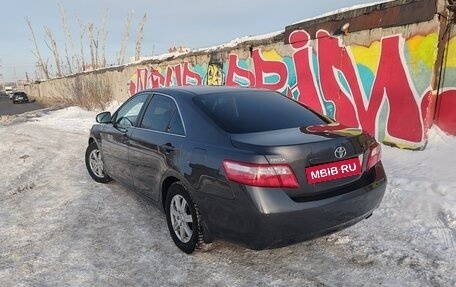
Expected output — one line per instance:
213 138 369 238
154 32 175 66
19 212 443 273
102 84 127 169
334 146 347 159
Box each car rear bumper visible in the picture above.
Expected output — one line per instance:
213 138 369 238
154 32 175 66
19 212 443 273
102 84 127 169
13 99 28 103
199 164 386 250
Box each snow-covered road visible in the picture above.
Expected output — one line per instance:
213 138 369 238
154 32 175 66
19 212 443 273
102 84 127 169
1 107 455 286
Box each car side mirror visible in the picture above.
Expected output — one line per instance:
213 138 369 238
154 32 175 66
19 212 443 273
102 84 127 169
96 111 112 123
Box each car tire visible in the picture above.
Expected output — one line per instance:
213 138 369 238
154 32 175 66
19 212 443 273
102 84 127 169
166 182 203 254
85 142 112 183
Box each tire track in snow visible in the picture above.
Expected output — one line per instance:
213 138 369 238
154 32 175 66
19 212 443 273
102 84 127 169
436 210 456 251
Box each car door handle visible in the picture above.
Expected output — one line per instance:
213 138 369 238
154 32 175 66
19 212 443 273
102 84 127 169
161 143 175 153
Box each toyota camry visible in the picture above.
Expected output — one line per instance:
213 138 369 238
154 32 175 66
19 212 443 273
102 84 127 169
85 86 386 254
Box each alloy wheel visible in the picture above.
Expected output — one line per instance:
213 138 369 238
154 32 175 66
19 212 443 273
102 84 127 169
89 149 104 178
170 194 193 243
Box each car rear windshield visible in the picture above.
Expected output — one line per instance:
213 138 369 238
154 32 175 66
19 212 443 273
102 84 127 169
193 90 329 133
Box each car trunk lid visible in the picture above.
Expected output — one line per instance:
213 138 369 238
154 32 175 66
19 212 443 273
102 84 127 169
230 124 372 199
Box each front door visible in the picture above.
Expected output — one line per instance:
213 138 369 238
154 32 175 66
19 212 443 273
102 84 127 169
101 92 150 185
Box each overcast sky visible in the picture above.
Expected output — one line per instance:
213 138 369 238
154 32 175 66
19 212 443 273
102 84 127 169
0 0 386 83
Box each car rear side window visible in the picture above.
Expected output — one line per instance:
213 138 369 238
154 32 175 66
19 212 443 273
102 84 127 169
193 91 328 133
140 94 185 135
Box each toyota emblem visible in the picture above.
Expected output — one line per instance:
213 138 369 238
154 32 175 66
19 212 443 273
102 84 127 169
334 146 347 159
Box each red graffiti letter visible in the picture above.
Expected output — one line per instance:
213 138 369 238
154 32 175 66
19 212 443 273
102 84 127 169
363 36 423 143
317 30 361 128
226 54 255 87
289 30 324 113
150 67 165 88
251 49 287 91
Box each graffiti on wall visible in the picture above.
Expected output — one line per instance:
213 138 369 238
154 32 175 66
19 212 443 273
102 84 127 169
128 29 456 149
435 35 456 135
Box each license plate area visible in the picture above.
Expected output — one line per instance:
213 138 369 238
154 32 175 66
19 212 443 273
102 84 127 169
305 157 361 184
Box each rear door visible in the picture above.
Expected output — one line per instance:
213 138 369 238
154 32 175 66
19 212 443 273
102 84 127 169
129 93 186 201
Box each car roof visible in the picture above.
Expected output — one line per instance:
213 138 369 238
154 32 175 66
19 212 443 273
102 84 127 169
140 86 271 99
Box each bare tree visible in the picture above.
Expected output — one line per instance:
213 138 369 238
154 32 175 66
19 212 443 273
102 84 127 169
60 19 72 73
44 26 63 77
26 5 149 77
134 13 147 61
94 28 100 68
101 9 109 67
78 18 86 71
117 11 133 65
87 23 95 68
59 3 80 74
25 17 50 79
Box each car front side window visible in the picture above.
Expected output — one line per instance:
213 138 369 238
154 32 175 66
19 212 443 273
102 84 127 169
113 93 149 127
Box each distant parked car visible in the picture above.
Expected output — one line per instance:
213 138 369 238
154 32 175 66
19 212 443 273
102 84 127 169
5 86 14 99
85 86 387 254
12 92 29 104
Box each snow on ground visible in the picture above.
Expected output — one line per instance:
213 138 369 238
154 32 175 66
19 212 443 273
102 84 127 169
0 106 455 286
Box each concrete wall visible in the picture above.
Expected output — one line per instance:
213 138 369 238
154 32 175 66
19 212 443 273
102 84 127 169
26 0 456 150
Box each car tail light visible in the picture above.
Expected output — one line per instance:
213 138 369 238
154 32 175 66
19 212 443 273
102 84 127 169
366 142 382 170
222 160 299 188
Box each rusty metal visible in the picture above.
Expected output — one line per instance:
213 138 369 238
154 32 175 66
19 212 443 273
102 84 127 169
284 0 437 42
